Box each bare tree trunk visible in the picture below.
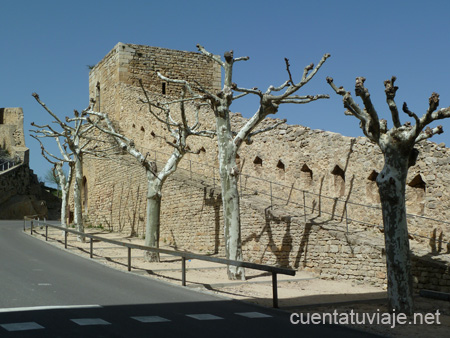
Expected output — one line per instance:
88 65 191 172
144 174 161 262
216 117 245 280
377 145 414 314
55 163 69 235
73 153 84 242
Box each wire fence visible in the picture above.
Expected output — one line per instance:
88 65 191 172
144 148 450 248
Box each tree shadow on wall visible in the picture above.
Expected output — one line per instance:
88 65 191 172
240 207 295 268
429 227 449 255
203 187 222 254
261 207 293 267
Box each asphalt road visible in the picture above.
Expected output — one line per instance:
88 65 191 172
0 220 382 337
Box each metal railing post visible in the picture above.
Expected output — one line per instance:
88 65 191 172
181 256 186 286
272 272 278 308
30 220 33 235
64 230 68 249
45 225 48 241
128 247 132 272
90 238 93 258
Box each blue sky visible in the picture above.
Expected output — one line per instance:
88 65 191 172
2 0 450 183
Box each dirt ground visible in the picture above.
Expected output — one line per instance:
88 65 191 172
29 226 450 338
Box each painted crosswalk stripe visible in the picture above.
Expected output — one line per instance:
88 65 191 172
236 312 272 318
0 322 44 332
186 314 223 320
132 316 171 323
0 305 102 313
71 318 110 326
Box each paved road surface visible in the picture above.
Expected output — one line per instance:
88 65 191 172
0 220 381 337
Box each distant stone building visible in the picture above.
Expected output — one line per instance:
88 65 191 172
0 107 60 219
82 43 450 291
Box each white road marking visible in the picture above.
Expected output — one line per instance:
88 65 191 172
0 305 102 313
0 322 44 332
71 318 110 326
132 316 171 323
186 314 223 320
38 283 52 286
236 312 272 318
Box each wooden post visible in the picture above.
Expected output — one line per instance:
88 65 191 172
64 230 68 249
45 225 48 241
90 238 93 258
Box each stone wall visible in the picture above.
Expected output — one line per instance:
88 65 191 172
0 107 59 219
0 107 27 162
81 43 450 292
0 164 50 219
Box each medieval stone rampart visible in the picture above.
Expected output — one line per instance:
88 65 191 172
0 107 60 219
82 43 450 292
0 107 28 163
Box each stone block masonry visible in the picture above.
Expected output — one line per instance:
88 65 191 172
81 43 450 292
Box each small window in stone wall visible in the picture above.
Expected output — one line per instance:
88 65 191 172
406 174 426 214
141 126 145 132
300 164 313 179
162 82 166 95
150 131 156 137
408 174 426 190
366 170 380 203
331 165 345 197
253 156 263 166
277 160 285 171
199 147 206 153
300 164 313 186
368 170 378 182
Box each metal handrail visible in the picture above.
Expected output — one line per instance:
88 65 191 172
25 218 295 308
0 160 16 172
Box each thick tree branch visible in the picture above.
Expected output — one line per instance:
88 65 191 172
354 77 380 139
326 77 378 142
196 44 224 67
384 76 401 128
415 125 444 143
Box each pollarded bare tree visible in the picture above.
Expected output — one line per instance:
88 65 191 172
83 82 215 261
160 45 330 279
30 134 73 230
31 93 96 241
327 76 450 315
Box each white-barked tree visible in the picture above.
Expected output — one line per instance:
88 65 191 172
83 82 215 261
161 45 330 279
327 75 450 315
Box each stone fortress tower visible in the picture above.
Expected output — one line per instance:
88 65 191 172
0 107 60 219
82 42 450 291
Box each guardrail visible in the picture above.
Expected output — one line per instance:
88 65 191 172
24 218 295 308
0 160 17 172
